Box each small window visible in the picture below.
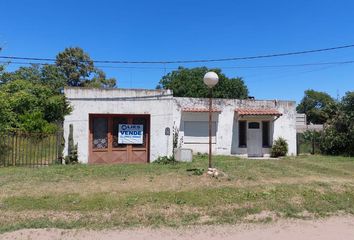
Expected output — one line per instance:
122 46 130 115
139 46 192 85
262 121 270 147
184 121 217 143
239 121 247 147
248 122 260 129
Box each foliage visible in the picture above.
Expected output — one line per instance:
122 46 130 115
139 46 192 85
55 47 95 87
0 47 117 134
296 89 335 124
65 124 79 164
18 111 58 133
1 47 116 91
320 91 354 156
157 67 248 99
186 168 204 175
302 130 321 143
0 64 66 93
56 47 116 88
172 125 181 156
302 130 322 155
271 137 288 157
0 80 71 133
0 92 15 131
153 155 177 164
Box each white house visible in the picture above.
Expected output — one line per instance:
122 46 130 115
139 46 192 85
63 87 297 164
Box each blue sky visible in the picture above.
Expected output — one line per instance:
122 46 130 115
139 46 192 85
1 0 354 103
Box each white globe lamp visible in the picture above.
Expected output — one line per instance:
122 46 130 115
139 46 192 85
203 71 219 88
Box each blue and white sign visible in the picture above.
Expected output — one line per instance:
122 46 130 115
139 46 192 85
118 124 144 144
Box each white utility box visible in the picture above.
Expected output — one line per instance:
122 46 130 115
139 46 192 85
174 148 193 162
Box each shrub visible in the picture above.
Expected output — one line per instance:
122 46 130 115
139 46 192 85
186 168 204 176
319 92 354 156
271 137 288 157
153 156 177 164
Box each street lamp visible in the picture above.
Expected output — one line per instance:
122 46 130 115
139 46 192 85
203 71 219 169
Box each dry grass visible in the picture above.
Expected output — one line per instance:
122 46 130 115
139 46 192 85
0 155 354 232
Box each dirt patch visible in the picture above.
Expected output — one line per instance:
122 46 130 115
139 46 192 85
244 210 278 222
1 216 354 240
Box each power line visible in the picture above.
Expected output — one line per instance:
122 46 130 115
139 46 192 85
1 44 354 64
1 59 354 70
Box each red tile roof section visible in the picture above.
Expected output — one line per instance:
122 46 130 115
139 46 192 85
235 108 282 116
182 107 221 112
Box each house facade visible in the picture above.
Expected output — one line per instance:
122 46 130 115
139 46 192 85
64 87 297 164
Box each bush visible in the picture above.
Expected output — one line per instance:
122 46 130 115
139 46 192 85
153 156 177 164
320 125 351 156
271 137 288 158
186 168 204 175
317 91 354 156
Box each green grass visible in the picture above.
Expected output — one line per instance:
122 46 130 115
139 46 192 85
0 155 354 233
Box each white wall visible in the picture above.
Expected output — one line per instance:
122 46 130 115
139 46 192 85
64 89 297 164
64 88 174 163
173 98 297 156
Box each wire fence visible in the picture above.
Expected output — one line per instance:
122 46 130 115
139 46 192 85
0 131 63 167
296 132 321 155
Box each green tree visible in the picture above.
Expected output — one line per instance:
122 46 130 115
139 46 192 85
296 89 335 124
56 47 116 88
320 91 354 156
157 67 248 99
0 64 42 84
0 64 66 92
0 80 71 133
0 91 15 131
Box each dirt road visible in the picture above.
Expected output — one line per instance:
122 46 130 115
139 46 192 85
1 216 354 240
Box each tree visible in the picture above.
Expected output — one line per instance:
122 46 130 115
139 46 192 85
0 80 71 133
1 47 116 89
0 64 42 84
296 89 335 124
83 69 116 88
56 47 116 88
0 91 14 131
0 64 66 93
157 67 248 99
320 91 354 156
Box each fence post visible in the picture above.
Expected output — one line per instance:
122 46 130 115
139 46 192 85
296 133 299 156
312 137 315 155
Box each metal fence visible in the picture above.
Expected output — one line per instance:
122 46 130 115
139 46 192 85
296 132 321 155
0 131 63 167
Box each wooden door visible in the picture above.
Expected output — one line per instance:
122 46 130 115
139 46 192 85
89 114 150 164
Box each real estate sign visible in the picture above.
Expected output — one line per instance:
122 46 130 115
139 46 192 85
118 124 144 144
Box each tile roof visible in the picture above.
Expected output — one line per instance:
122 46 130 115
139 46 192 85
182 107 221 112
235 108 282 116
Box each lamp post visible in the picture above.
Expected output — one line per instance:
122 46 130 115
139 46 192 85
203 71 219 169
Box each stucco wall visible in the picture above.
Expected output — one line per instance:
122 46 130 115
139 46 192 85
64 88 174 163
64 88 297 164
173 97 297 156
